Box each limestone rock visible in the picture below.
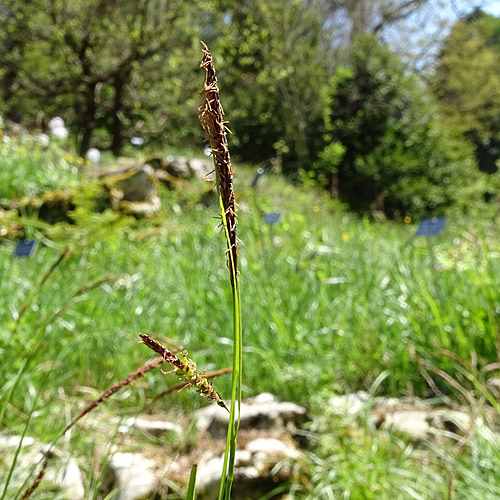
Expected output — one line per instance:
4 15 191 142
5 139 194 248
104 164 161 217
16 189 75 224
165 156 191 179
328 391 371 415
328 392 473 441
106 452 157 500
0 207 24 239
381 410 431 439
196 437 301 500
487 377 500 398
147 155 214 182
44 457 85 499
196 393 308 439
0 435 36 448
117 416 182 437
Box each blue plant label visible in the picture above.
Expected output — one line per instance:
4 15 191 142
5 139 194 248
13 240 38 258
251 167 265 188
414 217 447 237
263 212 282 225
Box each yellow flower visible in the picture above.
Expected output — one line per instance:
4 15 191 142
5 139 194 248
404 216 411 224
76 157 84 165
342 233 350 242
313 205 320 213
64 153 74 163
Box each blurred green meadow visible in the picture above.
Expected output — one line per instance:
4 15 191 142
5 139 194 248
2 141 500 498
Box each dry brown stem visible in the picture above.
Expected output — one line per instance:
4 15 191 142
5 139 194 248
20 454 50 500
63 356 164 434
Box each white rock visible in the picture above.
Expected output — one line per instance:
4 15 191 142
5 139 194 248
382 410 430 439
196 437 300 500
246 437 301 459
328 391 370 415
429 409 471 433
251 392 278 404
0 437 84 499
487 377 500 398
118 417 181 436
45 458 85 499
108 452 157 500
196 394 307 438
188 158 214 179
0 435 36 448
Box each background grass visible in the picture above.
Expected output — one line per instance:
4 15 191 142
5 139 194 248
1 145 500 498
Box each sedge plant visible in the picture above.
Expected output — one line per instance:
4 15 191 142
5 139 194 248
198 41 243 500
133 42 242 498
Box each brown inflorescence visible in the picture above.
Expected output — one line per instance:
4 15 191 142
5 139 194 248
198 41 238 287
139 333 227 409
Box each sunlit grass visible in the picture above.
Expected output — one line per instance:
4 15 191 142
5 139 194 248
0 139 83 200
2 170 500 413
1 153 500 497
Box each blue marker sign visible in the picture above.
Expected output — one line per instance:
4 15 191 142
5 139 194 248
414 217 447 237
13 240 37 258
251 168 265 188
263 213 282 225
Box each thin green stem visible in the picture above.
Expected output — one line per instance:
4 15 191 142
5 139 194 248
214 164 242 500
2 395 37 500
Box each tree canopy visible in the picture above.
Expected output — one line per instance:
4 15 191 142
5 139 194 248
0 0 498 216
318 35 485 217
433 8 500 174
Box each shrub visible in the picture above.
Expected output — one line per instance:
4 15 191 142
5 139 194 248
319 35 487 218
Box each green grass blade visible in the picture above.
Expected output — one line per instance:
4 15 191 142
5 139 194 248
0 359 27 428
1 396 37 500
186 463 197 500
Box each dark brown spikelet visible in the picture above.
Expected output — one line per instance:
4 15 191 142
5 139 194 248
198 41 238 287
139 333 227 409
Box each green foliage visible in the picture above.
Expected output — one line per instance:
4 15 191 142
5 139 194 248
0 0 207 154
0 136 82 200
214 0 329 170
433 9 500 174
320 35 485 217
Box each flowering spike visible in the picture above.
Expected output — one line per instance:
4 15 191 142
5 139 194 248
139 334 227 410
198 42 238 287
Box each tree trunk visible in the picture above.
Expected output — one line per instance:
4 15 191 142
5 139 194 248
110 73 126 156
79 81 97 156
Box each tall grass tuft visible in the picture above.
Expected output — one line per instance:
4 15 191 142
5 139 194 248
198 41 243 500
